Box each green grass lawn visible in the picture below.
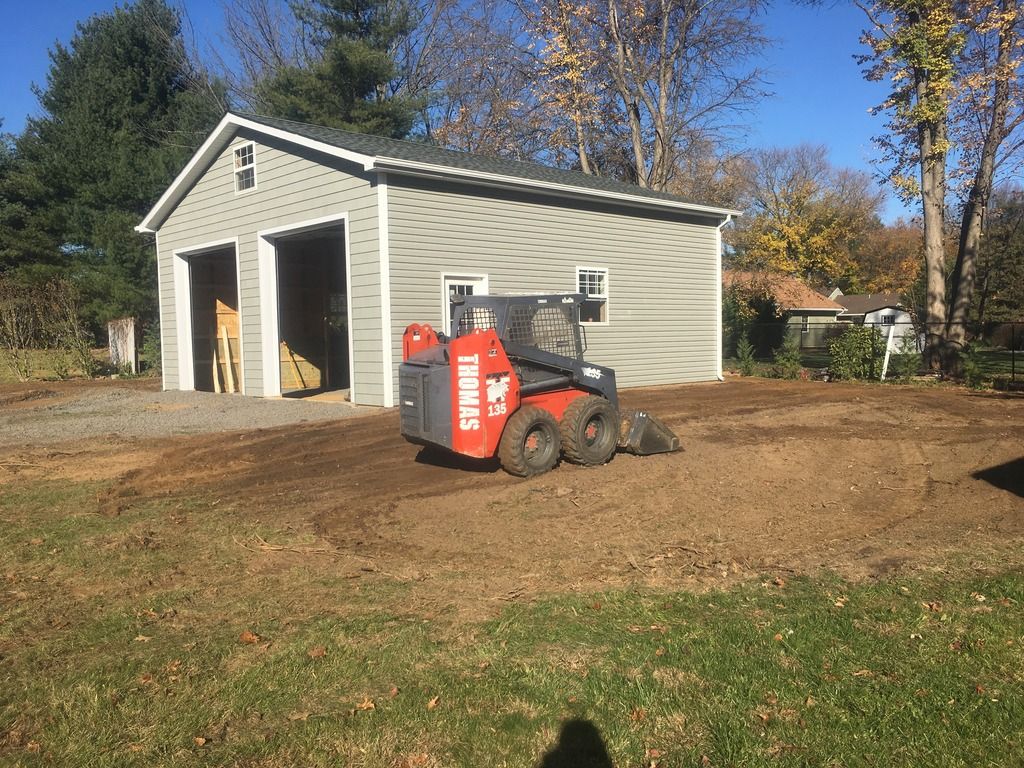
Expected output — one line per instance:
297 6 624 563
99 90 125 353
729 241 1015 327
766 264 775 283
1 480 1022 767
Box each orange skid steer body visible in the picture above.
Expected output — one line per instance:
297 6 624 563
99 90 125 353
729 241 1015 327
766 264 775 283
399 294 679 477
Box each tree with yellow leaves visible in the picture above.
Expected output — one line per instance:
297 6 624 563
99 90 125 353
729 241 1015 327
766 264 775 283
858 0 1024 372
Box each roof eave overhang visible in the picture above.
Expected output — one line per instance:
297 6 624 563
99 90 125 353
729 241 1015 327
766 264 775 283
370 157 741 220
137 112 741 233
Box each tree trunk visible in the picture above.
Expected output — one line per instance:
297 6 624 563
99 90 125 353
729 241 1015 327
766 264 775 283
919 96 948 372
944 0 1013 374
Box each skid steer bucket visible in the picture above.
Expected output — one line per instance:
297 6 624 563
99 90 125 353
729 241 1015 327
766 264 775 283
618 410 681 455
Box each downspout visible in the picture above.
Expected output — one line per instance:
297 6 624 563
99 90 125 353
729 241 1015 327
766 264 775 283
715 214 733 381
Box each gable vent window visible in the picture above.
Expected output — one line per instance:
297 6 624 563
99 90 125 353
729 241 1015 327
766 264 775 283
577 267 608 324
233 142 256 193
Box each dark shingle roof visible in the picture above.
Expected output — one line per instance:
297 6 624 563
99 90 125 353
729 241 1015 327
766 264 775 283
238 112 725 212
834 293 904 315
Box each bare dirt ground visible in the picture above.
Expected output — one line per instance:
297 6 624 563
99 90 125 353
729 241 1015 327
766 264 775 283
1 377 1021 617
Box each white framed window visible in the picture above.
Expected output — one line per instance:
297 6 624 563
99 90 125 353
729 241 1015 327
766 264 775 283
441 273 489 335
576 266 608 324
801 316 809 334
233 142 257 193
879 314 895 325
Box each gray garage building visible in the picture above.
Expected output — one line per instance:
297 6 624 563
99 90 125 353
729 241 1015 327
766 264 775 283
138 112 737 407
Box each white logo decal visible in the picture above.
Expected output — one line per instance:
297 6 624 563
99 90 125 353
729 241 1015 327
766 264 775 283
456 354 481 430
561 297 574 303
581 367 603 380
486 374 511 403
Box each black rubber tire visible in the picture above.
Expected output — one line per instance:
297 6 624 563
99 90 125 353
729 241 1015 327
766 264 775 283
498 406 561 477
560 396 619 466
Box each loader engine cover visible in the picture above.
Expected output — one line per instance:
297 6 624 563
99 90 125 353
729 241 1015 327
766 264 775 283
400 328 520 459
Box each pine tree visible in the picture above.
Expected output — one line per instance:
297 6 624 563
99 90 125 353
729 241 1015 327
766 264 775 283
254 0 418 137
4 0 224 328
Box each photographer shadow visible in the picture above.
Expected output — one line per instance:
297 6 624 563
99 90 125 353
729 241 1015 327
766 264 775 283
536 719 614 768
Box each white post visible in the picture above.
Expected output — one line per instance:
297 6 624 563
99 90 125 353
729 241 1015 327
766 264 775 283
880 324 896 380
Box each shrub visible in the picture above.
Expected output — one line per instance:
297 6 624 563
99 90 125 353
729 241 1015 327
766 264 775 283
736 335 757 376
771 334 803 379
960 343 985 389
828 325 884 381
892 332 921 382
141 325 162 375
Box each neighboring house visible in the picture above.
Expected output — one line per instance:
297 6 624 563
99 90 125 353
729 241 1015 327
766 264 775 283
724 270 844 349
831 290 918 347
138 112 739 406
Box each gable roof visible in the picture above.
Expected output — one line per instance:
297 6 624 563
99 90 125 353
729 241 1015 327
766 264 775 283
723 270 845 312
138 112 741 233
834 293 904 315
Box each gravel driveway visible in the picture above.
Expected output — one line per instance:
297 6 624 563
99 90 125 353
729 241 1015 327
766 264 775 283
0 381 375 447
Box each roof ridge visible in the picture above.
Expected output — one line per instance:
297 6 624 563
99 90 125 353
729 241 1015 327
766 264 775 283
234 110 608 182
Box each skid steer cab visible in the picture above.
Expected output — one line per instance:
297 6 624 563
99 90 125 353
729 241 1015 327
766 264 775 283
399 293 679 477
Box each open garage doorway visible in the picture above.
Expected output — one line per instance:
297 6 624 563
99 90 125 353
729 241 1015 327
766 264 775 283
275 226 349 397
190 247 241 393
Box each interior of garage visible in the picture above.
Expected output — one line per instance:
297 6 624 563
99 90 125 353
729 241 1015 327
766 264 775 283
190 248 240 393
275 226 349 396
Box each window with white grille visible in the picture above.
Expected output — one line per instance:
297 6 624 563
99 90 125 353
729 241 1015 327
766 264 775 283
233 142 257 193
577 267 608 324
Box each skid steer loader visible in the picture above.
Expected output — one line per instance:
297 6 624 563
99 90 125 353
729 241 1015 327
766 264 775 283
398 293 679 477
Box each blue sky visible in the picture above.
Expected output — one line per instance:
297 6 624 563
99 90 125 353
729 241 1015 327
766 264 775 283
0 0 909 220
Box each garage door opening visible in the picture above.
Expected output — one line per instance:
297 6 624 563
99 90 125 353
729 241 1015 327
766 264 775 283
190 247 240 393
275 226 349 397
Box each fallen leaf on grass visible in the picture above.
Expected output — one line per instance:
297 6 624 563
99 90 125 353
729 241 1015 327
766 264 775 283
26 741 40 753
834 596 848 608
923 601 942 612
239 630 261 645
193 737 207 747
655 647 665 657
134 635 152 643
975 684 986 695
971 592 987 602
389 685 400 697
852 669 874 678
398 754 430 768
773 633 784 642
804 695 816 708
630 707 646 722
646 748 662 758
138 674 154 685
307 645 326 659
426 696 440 711
773 577 786 588
355 697 375 711
700 756 712 767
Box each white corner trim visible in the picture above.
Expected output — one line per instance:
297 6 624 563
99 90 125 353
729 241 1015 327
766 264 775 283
378 174 394 408
371 157 743 219
137 113 375 233
257 212 353 401
715 214 732 381
154 231 167 391
256 234 280 397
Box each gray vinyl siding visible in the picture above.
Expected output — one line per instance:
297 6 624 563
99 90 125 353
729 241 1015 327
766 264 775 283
386 177 721 399
156 131 384 403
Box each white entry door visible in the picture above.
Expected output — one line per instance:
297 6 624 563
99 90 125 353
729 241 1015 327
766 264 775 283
442 274 488 335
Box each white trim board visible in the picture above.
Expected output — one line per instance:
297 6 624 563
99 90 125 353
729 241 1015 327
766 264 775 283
377 175 394 408
372 158 742 220
256 212 354 402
